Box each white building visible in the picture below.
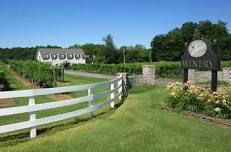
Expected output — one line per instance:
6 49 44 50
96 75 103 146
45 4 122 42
36 48 86 66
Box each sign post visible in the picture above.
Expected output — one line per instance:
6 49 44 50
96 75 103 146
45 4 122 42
183 68 188 83
181 39 220 92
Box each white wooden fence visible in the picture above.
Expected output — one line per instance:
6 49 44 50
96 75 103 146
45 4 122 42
0 76 123 138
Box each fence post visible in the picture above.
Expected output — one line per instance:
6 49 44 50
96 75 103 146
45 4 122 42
88 88 93 119
29 96 36 138
118 75 123 100
110 83 115 108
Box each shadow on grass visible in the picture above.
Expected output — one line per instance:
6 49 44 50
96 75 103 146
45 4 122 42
0 82 130 147
128 84 157 94
0 105 123 147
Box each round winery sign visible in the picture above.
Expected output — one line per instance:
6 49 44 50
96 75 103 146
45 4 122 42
181 38 221 91
181 39 220 71
188 40 207 58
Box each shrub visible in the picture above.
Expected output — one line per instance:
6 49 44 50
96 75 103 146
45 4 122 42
155 62 181 78
70 63 142 75
166 81 231 119
70 61 231 79
0 63 10 91
221 61 231 67
8 60 54 87
70 62 180 78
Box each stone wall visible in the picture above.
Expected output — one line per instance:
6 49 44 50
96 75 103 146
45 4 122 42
188 68 231 82
126 65 156 86
142 65 155 84
121 65 231 87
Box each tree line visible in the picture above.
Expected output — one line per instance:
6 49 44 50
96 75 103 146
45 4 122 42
0 35 151 64
69 34 151 64
0 20 230 63
151 20 231 61
0 45 61 61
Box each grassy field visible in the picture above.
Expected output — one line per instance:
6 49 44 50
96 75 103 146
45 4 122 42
0 66 109 143
0 85 230 152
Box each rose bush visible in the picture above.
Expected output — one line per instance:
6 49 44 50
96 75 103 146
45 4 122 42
166 81 231 119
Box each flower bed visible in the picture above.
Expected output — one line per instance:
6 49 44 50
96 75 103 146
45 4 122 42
166 81 231 119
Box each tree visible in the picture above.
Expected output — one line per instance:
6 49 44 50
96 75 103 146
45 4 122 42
151 20 231 61
124 44 149 63
181 22 197 42
103 34 121 64
80 43 106 63
68 44 81 49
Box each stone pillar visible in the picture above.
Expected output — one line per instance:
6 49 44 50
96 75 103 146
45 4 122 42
142 65 155 84
222 67 231 82
188 69 196 81
199 71 211 82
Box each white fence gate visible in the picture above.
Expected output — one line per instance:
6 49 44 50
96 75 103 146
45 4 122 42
0 76 123 138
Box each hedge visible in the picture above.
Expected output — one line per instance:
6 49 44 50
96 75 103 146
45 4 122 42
70 61 231 78
70 63 142 75
70 62 181 78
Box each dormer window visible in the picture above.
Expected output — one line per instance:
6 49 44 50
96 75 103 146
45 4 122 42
75 54 80 59
68 54 74 59
45 54 50 60
59 54 66 60
51 54 57 59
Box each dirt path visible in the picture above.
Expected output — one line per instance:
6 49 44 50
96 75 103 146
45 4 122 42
10 70 39 89
65 70 115 80
47 94 72 101
0 98 15 107
10 69 72 101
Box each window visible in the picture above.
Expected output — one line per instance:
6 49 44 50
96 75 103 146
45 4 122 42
75 54 80 59
44 54 50 60
59 54 66 60
68 54 74 59
51 54 57 59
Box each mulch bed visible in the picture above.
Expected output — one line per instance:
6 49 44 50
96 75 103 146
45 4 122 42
160 102 231 128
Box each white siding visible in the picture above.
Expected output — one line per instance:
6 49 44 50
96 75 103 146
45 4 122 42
37 51 86 65
37 51 44 62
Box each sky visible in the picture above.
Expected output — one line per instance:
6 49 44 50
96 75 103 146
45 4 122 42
0 0 230 48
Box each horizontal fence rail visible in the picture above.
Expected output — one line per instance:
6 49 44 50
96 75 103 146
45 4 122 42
0 76 123 138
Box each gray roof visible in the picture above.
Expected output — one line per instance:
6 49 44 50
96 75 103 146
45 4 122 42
37 48 85 59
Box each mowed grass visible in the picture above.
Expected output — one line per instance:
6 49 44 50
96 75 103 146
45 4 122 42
59 73 106 86
2 65 27 90
0 69 109 143
1 85 230 152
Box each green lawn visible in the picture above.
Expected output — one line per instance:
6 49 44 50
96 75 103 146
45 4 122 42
3 65 27 90
0 70 108 142
1 85 230 152
59 74 106 86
